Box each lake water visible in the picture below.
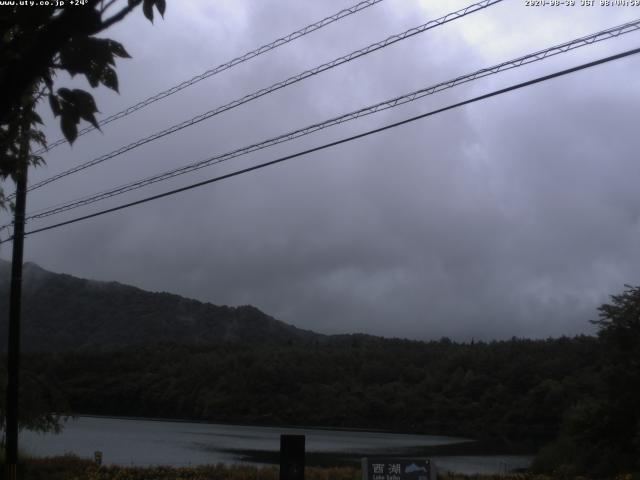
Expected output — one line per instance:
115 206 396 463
20 416 532 475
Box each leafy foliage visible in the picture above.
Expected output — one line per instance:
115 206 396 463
0 0 168 433
12 336 601 446
532 285 640 476
0 365 69 435
0 0 167 207
55 88 101 144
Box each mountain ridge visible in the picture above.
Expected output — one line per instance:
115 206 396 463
0 259 326 352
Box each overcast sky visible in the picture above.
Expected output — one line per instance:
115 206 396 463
2 0 640 341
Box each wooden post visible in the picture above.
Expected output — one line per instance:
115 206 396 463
279 434 305 480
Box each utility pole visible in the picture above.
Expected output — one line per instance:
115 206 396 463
5 111 30 480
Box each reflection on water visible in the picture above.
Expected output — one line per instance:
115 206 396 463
20 416 532 474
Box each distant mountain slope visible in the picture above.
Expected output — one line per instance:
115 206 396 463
0 260 323 352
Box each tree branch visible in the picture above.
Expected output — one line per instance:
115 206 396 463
100 0 121 14
100 1 141 30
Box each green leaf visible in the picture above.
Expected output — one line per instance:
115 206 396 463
60 113 78 144
59 37 131 90
155 0 166 17
68 89 100 130
85 67 100 88
82 111 100 130
29 154 45 168
43 71 53 91
108 40 130 59
59 37 119 78
101 67 119 93
143 0 154 22
57 88 73 103
57 88 100 138
70 89 97 113
58 39 92 76
29 130 47 148
30 110 43 125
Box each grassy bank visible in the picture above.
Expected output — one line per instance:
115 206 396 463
2 456 637 480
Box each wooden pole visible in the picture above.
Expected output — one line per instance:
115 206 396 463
5 113 30 480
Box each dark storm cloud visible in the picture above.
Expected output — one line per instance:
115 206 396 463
3 0 640 340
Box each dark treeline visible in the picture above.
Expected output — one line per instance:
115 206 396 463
20 335 600 443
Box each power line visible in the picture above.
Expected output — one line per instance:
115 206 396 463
33 0 387 156
19 18 640 224
14 0 503 199
3 45 637 245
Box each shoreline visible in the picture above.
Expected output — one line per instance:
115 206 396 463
67 413 472 442
22 418 534 474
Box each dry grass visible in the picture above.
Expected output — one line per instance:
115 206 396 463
5 456 636 480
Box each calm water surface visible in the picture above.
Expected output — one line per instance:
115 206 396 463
21 416 532 474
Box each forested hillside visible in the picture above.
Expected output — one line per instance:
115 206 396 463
1 261 638 475
0 261 320 351
19 336 600 443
